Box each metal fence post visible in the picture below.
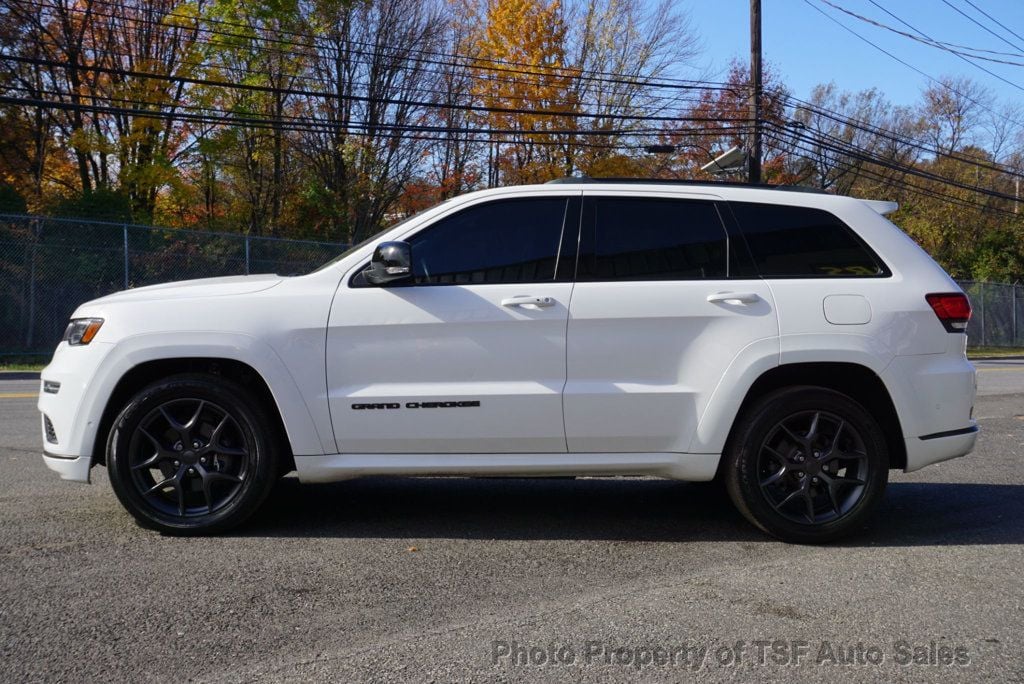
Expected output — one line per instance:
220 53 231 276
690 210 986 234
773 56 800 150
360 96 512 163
979 282 986 347
25 237 35 350
123 224 129 289
245 236 251 275
1013 284 1018 346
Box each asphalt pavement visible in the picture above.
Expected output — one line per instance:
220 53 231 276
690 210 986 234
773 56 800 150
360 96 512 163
0 364 1021 682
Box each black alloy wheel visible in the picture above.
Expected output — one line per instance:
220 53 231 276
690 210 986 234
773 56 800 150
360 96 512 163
107 374 278 534
128 398 249 517
724 386 889 543
756 410 869 525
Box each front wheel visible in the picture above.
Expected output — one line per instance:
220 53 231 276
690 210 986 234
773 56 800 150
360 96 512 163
106 373 278 535
724 387 889 543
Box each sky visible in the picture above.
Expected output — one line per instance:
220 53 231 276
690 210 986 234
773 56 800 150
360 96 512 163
684 0 1024 108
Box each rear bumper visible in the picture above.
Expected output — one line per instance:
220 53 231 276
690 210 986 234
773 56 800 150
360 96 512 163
905 424 979 472
42 451 92 483
881 351 977 472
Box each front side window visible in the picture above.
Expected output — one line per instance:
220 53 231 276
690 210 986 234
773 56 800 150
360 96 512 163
577 197 729 281
729 202 888 277
406 197 569 284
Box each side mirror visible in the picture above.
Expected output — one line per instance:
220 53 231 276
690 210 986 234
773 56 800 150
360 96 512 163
364 241 413 285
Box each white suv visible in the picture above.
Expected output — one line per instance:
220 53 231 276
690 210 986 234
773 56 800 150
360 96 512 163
38 180 978 542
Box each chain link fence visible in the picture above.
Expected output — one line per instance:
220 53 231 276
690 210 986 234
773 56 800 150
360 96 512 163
0 214 346 360
958 281 1024 349
1 213 1022 361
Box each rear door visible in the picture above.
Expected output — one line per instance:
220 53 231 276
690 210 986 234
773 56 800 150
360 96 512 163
563 191 779 453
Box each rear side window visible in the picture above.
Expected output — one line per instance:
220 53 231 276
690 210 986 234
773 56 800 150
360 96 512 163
577 197 728 280
729 202 888 277
407 197 568 284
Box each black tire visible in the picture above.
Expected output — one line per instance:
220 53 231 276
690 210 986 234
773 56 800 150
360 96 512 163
724 386 888 544
106 373 278 535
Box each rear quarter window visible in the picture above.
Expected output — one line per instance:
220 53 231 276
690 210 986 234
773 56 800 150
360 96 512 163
729 202 889 278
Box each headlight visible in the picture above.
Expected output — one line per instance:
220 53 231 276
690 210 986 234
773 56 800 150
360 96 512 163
63 318 104 346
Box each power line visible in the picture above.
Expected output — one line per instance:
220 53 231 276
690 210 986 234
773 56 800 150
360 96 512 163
792 123 1018 202
36 0 1014 178
768 119 1021 204
781 93 1024 180
864 0 1024 94
0 37 713 117
942 0 1024 55
0 0 729 124
20 49 1006 203
5 0 729 124
959 0 1024 48
0 53 752 128
5 0 732 95
4 0 1018 209
802 0 1024 128
3 0 707 114
0 91 755 146
764 127 1020 217
815 0 1024 66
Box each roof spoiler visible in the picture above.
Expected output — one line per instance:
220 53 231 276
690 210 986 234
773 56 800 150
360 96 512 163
861 199 899 215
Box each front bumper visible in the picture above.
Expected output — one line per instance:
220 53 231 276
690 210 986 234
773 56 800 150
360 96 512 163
42 452 93 483
37 341 113 482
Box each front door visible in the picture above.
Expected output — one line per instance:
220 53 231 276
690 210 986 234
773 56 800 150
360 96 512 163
327 194 579 454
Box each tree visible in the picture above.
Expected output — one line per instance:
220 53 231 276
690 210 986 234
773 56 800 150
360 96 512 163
921 75 990 155
788 84 922 194
468 0 577 184
293 0 446 243
664 61 794 183
566 0 698 176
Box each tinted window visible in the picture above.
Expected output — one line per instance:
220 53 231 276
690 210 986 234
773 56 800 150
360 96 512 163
578 197 728 280
730 202 887 277
408 198 568 284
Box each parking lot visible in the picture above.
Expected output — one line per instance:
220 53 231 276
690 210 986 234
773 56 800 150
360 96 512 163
0 361 1021 682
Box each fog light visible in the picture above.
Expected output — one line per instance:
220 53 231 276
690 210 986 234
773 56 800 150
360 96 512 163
43 415 58 444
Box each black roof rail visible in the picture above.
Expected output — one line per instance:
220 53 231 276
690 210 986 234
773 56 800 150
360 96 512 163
543 176 829 194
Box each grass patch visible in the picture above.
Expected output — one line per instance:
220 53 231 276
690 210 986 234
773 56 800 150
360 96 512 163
967 346 1024 358
0 363 45 371
0 354 48 371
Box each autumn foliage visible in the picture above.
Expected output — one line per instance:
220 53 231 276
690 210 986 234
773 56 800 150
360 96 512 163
0 0 1022 280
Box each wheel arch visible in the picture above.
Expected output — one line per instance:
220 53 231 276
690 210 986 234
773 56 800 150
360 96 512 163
91 357 296 475
723 362 906 471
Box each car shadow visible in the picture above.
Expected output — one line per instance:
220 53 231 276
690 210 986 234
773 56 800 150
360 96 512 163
237 477 1024 546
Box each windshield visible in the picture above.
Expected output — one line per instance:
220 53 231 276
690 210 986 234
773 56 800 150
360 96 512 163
311 200 452 273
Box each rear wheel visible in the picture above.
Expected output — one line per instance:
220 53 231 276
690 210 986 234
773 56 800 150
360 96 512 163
106 373 278 535
724 387 888 543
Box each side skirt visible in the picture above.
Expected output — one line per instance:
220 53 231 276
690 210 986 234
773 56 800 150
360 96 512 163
293 452 720 483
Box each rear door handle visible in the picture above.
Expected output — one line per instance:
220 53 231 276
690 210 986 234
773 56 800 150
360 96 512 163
706 291 760 304
502 295 555 308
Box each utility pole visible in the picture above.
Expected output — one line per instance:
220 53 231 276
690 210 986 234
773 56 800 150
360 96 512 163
748 0 763 185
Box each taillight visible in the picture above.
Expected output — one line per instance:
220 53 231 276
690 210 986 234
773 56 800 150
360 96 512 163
925 293 971 332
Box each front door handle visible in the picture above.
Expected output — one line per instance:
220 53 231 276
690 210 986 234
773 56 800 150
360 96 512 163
502 295 555 308
707 291 760 304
